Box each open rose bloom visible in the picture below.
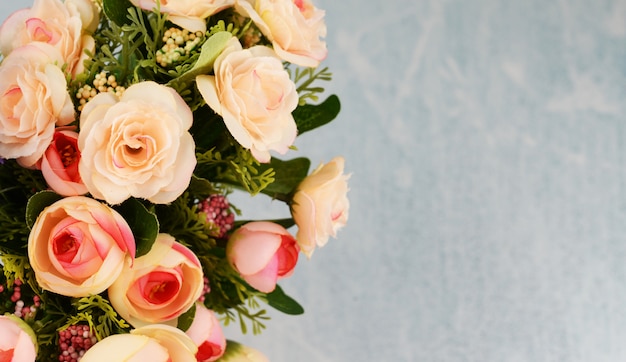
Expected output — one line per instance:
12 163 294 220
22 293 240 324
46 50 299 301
108 233 204 328
28 196 136 297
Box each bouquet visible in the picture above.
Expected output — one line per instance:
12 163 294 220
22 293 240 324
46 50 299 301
0 0 350 360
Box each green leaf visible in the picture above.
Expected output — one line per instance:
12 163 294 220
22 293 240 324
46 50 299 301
293 94 341 135
177 303 196 331
103 0 135 27
258 157 310 198
168 31 233 87
25 191 63 229
264 285 304 315
114 198 159 257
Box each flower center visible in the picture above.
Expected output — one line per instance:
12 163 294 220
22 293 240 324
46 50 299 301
139 271 181 305
53 232 80 263
26 18 54 43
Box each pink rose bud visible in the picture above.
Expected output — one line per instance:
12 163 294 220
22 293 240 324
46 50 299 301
0 315 37 362
185 303 226 362
108 233 204 328
40 129 88 196
28 196 136 297
226 222 299 293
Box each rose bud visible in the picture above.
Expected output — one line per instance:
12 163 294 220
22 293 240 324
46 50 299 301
0 315 37 362
40 129 88 196
185 303 226 362
226 221 299 293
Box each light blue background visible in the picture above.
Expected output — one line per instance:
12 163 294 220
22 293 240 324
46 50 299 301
4 0 626 361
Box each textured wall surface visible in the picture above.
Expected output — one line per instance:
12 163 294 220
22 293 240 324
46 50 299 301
3 0 626 361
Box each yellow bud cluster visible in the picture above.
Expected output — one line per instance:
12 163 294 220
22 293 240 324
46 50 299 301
75 71 125 111
156 28 204 67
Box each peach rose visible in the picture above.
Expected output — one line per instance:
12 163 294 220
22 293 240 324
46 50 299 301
130 0 234 32
78 81 196 205
0 315 37 362
0 0 98 76
291 156 350 257
185 303 226 362
81 324 197 362
235 0 327 67
197 37 298 163
0 42 75 168
40 129 88 196
28 196 136 297
108 233 204 328
226 222 299 293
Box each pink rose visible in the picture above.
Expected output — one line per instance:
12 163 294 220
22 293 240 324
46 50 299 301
0 0 98 77
197 38 298 163
130 0 234 32
28 196 136 297
40 129 88 196
0 315 37 362
226 222 299 293
235 0 327 67
0 42 75 167
291 157 350 257
185 303 226 362
78 81 196 205
108 233 204 328
81 324 197 362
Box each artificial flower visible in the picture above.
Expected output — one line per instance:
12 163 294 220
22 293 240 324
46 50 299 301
78 81 196 205
130 0 235 32
108 233 204 328
0 0 98 77
227 221 299 293
220 341 269 362
0 42 75 168
235 0 327 68
0 315 37 362
40 129 88 196
292 156 350 257
197 37 298 163
186 303 226 362
80 324 197 362
27 196 136 297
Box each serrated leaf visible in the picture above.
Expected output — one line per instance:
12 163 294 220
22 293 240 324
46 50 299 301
264 285 304 315
113 198 159 257
103 0 135 26
177 303 196 331
293 94 341 135
25 191 63 229
258 157 310 197
168 31 232 87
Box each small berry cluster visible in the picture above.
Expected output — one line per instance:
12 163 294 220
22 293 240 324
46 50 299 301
156 27 204 67
198 194 235 238
75 71 126 111
0 279 40 319
58 325 97 362
198 276 211 303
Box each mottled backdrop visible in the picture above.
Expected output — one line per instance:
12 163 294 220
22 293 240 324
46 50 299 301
3 0 626 361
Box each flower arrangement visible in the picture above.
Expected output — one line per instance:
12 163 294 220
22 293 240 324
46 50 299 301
0 0 350 360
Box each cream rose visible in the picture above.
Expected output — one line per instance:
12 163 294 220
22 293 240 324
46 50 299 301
0 42 75 168
108 233 204 328
197 37 298 163
220 341 269 362
81 324 197 362
291 156 350 257
0 0 99 77
235 0 327 68
130 0 234 32
78 81 196 205
28 196 136 297
0 315 37 362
